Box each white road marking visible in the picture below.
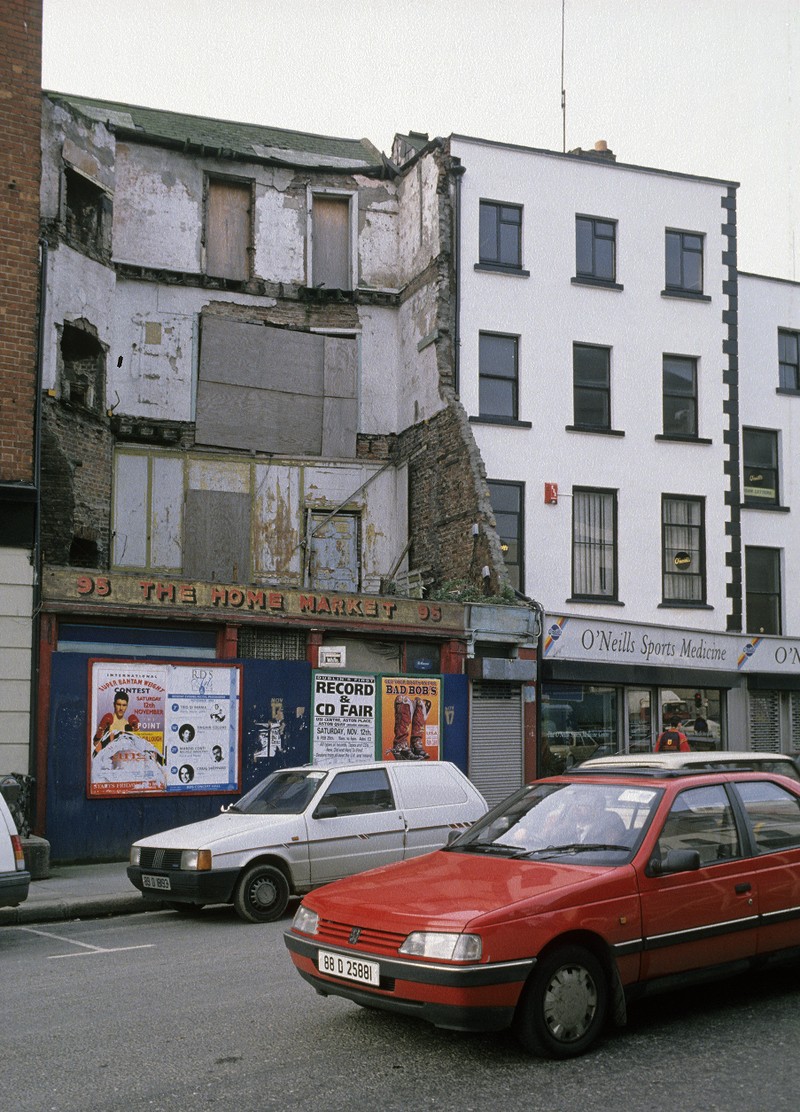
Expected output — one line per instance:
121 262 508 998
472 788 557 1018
18 925 155 958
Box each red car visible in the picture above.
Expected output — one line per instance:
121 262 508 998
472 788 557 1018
285 768 800 1057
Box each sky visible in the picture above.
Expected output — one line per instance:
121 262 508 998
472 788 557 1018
41 0 799 281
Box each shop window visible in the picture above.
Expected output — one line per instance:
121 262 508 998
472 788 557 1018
540 684 617 773
312 193 353 290
206 178 252 280
572 488 617 599
745 546 782 634
662 495 705 603
64 166 111 258
237 627 307 661
742 428 779 506
487 479 524 591
659 687 721 746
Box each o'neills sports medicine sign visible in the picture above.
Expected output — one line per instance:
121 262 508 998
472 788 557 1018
43 568 460 629
543 614 800 676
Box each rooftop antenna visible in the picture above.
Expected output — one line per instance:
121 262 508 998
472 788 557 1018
561 0 566 152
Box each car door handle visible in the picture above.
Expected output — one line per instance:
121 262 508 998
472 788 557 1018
735 883 752 895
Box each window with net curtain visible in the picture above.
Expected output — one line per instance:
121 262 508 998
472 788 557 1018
662 496 704 602
572 488 617 599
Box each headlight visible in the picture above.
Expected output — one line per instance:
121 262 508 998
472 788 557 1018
399 932 482 962
292 905 319 935
180 849 212 871
130 846 141 866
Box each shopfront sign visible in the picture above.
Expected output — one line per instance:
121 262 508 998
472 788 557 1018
543 614 800 676
43 568 460 631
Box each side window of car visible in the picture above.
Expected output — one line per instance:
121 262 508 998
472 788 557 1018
656 784 740 865
735 780 800 853
319 769 394 816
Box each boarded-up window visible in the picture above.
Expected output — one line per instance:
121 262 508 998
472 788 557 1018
307 512 359 592
206 179 251 280
196 315 358 457
312 195 351 290
183 489 251 582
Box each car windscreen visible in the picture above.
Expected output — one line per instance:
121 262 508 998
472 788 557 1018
448 780 663 865
233 770 327 814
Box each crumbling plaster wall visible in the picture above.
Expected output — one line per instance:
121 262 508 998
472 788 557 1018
41 96 115 225
41 243 115 394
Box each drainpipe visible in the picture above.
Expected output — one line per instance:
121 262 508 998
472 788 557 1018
29 238 47 821
451 161 466 397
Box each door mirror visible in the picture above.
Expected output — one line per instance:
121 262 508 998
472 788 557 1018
313 802 338 820
649 848 701 876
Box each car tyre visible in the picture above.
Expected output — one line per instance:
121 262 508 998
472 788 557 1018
233 863 290 923
514 945 608 1059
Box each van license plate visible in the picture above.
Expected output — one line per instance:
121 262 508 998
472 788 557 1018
142 874 171 891
318 949 379 986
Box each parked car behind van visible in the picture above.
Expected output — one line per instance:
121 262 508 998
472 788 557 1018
0 788 30 909
577 750 800 781
128 761 487 922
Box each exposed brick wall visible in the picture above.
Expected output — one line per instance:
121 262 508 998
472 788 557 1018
40 397 114 567
0 1 42 483
398 394 508 595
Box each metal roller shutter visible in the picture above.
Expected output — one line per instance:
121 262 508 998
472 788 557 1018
748 692 780 752
469 682 524 807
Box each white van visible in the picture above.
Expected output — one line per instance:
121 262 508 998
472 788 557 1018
128 761 487 922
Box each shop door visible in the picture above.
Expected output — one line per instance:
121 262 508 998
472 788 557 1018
469 682 523 807
626 688 653 753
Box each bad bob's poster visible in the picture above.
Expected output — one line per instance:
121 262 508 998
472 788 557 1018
381 676 441 761
88 661 241 797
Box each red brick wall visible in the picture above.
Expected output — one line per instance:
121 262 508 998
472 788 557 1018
0 1 42 483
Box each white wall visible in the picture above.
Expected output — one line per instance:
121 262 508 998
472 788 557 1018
738 272 800 632
0 549 33 774
452 137 734 629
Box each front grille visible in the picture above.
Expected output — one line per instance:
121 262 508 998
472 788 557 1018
317 916 406 955
139 848 183 870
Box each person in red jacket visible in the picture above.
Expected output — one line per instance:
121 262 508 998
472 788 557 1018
655 716 690 752
93 689 140 755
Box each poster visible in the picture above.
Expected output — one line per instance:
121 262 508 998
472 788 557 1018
311 672 377 763
380 676 441 761
88 661 240 797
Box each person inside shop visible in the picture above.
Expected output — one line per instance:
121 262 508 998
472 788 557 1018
93 689 140 755
655 716 691 752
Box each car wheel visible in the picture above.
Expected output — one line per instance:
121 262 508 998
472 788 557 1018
233 863 290 923
514 945 608 1059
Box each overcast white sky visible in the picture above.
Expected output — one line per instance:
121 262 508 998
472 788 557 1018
41 0 799 281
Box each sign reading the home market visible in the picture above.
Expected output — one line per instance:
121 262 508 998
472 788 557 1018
311 672 377 764
44 568 461 630
88 661 241 798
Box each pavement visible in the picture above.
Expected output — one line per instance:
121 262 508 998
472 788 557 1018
0 860 165 926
